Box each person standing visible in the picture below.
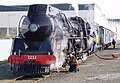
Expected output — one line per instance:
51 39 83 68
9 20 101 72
91 31 99 52
112 39 116 48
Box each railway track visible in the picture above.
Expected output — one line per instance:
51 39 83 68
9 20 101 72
0 60 68 83
7 69 68 83
0 63 8 68
0 61 9 68
0 61 51 83
7 75 25 83
5 67 69 83
32 75 51 83
6 73 51 83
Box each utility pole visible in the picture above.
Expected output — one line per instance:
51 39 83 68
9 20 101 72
7 14 9 36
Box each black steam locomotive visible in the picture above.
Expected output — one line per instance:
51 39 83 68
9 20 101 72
8 4 90 75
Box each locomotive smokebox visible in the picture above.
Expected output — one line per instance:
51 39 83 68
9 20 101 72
24 4 53 41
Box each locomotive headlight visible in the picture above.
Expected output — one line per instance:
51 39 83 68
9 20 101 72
29 24 38 32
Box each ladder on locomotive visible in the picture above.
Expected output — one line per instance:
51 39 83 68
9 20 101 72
58 12 74 33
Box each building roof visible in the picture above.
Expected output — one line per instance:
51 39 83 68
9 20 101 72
0 5 29 11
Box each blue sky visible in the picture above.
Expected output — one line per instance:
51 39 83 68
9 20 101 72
0 0 119 19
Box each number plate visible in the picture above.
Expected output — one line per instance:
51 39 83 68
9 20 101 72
28 55 37 59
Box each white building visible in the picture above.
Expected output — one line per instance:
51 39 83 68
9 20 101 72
78 3 120 40
0 6 28 38
0 6 28 60
107 19 120 40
